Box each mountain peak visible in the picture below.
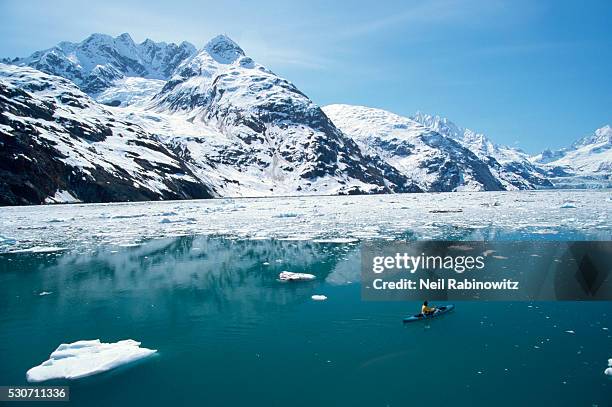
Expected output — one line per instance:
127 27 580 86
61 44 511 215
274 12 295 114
117 32 134 43
83 33 114 45
203 34 244 64
572 124 612 149
595 124 612 139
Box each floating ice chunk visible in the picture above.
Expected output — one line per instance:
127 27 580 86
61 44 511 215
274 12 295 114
565 330 575 334
26 339 156 382
38 291 52 296
279 271 315 281
313 238 359 244
311 295 327 301
560 202 576 208
274 213 299 218
605 359 612 376
11 246 67 253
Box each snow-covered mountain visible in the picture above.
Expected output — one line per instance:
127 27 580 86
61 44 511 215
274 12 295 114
323 104 507 191
0 64 213 205
6 33 196 94
145 35 418 196
411 112 552 190
531 125 611 188
1 32 608 205
0 34 419 205
325 105 555 191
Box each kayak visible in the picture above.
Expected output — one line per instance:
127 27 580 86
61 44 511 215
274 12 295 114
403 304 455 323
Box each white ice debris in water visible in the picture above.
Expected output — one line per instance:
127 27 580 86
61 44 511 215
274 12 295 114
312 238 359 244
279 271 316 281
0 190 609 253
565 330 575 334
26 339 156 382
605 358 612 376
38 291 52 296
10 246 67 253
311 295 327 301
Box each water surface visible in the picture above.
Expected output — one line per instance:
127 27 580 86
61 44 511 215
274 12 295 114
1 236 611 406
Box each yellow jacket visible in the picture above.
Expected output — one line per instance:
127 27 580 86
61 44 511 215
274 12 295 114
422 304 435 314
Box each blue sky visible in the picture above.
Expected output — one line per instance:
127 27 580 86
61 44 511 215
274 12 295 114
1 0 610 152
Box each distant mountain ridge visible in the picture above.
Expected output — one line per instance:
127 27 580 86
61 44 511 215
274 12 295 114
6 33 196 93
410 112 552 190
531 125 611 188
0 32 609 205
323 105 507 192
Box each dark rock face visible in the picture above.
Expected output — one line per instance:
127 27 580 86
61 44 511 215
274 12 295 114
484 157 553 189
419 132 505 191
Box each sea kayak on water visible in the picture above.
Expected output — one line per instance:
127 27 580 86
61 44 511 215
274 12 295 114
403 304 455 323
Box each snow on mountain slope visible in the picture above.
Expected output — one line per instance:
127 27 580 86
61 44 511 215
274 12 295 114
0 64 213 205
323 104 505 192
531 125 611 188
95 77 165 108
148 35 419 196
8 33 196 94
5 32 608 205
411 112 551 189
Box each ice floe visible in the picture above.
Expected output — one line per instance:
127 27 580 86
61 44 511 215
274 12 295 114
311 295 327 301
0 190 609 253
10 246 67 254
605 358 612 376
279 271 316 281
26 339 156 382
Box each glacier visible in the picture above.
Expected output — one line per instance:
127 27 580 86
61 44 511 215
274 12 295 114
531 125 611 189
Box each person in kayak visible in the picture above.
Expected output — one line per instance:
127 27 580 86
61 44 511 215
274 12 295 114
421 301 437 316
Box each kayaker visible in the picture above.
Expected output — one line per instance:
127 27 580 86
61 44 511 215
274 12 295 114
421 301 437 315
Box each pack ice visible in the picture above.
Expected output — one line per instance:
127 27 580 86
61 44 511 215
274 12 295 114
26 339 156 382
605 358 612 376
279 271 316 281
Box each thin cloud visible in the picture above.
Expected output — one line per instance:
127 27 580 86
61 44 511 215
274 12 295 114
338 0 511 39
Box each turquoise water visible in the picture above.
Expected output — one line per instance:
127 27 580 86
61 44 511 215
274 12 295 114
0 236 611 406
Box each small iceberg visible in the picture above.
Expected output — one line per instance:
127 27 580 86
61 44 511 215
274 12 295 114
279 271 315 281
26 339 156 382
605 358 612 376
311 295 327 301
